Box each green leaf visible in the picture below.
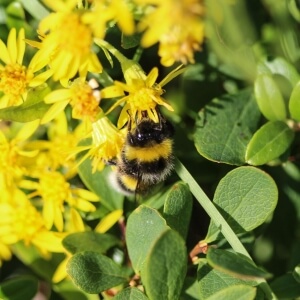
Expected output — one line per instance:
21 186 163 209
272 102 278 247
289 81 300 121
126 205 169 274
77 160 124 211
113 287 149 300
62 232 120 254
163 182 193 240
206 248 272 280
5 1 32 31
0 85 51 122
0 276 39 300
206 166 278 242
141 229 187 300
270 273 300 299
254 74 287 121
194 89 261 165
245 121 294 165
66 251 128 294
258 57 300 86
206 285 256 300
197 260 256 299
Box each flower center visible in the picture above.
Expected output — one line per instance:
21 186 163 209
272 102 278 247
14 201 45 244
39 172 70 206
0 64 31 105
58 13 93 56
69 82 101 121
130 86 162 111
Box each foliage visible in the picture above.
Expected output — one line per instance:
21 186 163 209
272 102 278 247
0 0 300 300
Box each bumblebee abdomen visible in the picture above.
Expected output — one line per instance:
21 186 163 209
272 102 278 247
123 139 173 162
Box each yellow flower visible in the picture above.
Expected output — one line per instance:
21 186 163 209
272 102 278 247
26 112 89 178
20 170 99 232
41 78 102 123
0 187 65 254
82 0 135 38
31 2 102 81
136 0 205 66
0 28 53 107
77 116 125 172
0 120 40 189
102 64 185 127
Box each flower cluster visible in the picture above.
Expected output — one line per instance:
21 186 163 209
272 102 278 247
0 0 204 281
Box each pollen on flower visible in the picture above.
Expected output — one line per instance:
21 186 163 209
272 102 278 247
1 198 45 245
69 81 101 121
39 172 70 206
57 14 92 57
130 86 162 112
0 64 33 105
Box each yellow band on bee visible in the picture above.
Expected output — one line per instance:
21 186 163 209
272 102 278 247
124 140 172 162
120 174 138 190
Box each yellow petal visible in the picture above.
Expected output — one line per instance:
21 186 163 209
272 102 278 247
15 119 40 141
44 89 72 104
18 180 39 190
16 28 25 65
101 85 125 98
74 188 99 201
54 205 64 232
41 100 69 124
159 65 186 87
29 69 54 87
28 49 50 72
52 256 68 283
0 39 10 64
74 198 96 212
146 67 159 87
32 231 65 253
69 208 85 232
7 28 17 63
43 201 54 230
95 209 123 233
0 243 12 261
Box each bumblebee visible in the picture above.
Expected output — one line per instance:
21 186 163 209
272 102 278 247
109 109 174 195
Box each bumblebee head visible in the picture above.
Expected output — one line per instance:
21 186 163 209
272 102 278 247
127 118 174 147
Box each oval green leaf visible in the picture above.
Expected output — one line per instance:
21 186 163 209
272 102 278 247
113 287 149 300
163 182 193 240
254 74 287 121
63 232 120 254
197 260 256 299
66 251 128 294
207 248 272 280
245 120 294 165
0 276 39 300
194 89 261 165
141 229 187 300
289 81 300 121
206 166 278 242
206 284 256 300
259 57 300 86
126 205 169 274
